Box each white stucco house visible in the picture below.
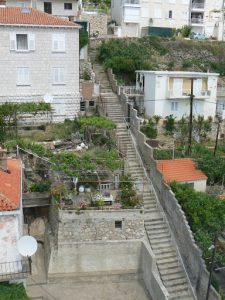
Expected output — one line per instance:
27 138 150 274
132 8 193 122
6 0 82 21
157 158 208 192
111 0 225 40
0 7 80 122
135 70 219 119
0 149 29 281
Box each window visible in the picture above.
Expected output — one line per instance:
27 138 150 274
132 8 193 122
89 100 95 107
80 100 86 111
44 2 52 14
17 34 28 50
53 68 65 84
171 101 178 112
64 3 72 9
10 33 35 51
52 34 66 52
115 221 122 229
169 10 173 19
17 68 30 86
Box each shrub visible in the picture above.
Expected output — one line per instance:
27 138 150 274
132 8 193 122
181 25 192 37
164 115 176 135
0 283 31 300
30 181 51 193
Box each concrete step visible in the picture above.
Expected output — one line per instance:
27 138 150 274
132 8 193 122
157 262 180 271
157 256 179 265
164 277 188 287
160 266 183 276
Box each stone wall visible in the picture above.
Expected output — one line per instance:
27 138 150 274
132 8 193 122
119 88 220 300
80 12 107 36
58 209 145 243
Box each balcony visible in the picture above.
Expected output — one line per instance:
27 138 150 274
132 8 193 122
192 1 205 10
167 90 211 99
0 260 30 282
191 17 204 24
123 0 140 4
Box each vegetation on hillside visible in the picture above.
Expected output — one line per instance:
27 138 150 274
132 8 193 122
98 36 225 83
171 182 225 267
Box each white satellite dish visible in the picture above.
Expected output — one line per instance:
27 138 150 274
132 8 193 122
17 236 38 257
43 94 53 103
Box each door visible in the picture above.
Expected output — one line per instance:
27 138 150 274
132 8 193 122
193 79 202 97
173 78 183 97
44 2 52 14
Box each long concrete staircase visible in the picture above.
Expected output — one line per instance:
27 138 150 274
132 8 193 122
89 42 196 300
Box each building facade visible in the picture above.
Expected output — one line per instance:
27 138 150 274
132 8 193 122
0 7 80 122
111 0 190 37
111 0 225 40
6 0 82 20
135 70 219 119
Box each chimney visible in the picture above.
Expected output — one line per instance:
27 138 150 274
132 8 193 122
0 148 7 172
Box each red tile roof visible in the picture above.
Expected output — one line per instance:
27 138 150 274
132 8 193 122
0 159 21 211
157 158 207 183
0 7 79 27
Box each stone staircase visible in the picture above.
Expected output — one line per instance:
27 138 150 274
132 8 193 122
90 46 196 300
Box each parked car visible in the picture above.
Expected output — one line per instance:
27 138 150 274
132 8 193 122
190 32 208 40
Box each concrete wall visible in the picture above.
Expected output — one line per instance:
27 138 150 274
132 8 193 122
57 209 145 243
48 239 169 300
118 87 220 300
0 26 80 122
0 214 21 270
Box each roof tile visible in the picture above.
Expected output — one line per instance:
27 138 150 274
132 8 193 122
157 158 207 183
0 159 21 211
0 7 79 27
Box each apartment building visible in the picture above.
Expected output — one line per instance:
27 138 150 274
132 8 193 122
111 0 225 40
135 70 219 119
0 7 80 122
111 0 190 37
191 0 225 40
6 0 82 20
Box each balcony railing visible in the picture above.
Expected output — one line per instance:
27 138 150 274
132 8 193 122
192 2 205 9
0 260 30 282
191 17 204 24
168 90 211 99
123 86 144 95
123 0 140 4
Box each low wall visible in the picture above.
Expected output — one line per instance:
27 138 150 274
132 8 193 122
80 12 108 36
58 209 145 243
107 69 119 94
119 88 220 300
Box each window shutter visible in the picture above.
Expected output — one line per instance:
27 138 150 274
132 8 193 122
60 68 65 82
28 33 35 50
24 68 30 84
52 34 65 52
10 32 16 50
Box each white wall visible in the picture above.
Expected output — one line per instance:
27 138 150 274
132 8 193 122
180 180 207 192
0 214 21 271
6 0 80 18
0 26 80 122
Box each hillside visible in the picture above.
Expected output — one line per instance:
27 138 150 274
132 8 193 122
98 37 225 84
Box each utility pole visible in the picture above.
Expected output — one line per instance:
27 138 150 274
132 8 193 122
213 116 222 157
188 78 194 156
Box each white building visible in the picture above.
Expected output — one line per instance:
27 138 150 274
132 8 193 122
111 0 190 37
0 7 80 122
111 0 225 40
0 149 28 281
191 0 225 40
135 70 219 119
6 0 82 21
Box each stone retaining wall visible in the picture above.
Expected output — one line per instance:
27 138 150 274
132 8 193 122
80 12 107 36
58 209 145 243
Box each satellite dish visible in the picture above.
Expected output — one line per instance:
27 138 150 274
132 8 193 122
44 94 53 103
17 236 38 257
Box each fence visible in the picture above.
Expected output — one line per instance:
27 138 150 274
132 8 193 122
0 260 30 282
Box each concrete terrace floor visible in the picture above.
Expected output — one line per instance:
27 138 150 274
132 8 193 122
27 280 152 300
27 244 152 300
